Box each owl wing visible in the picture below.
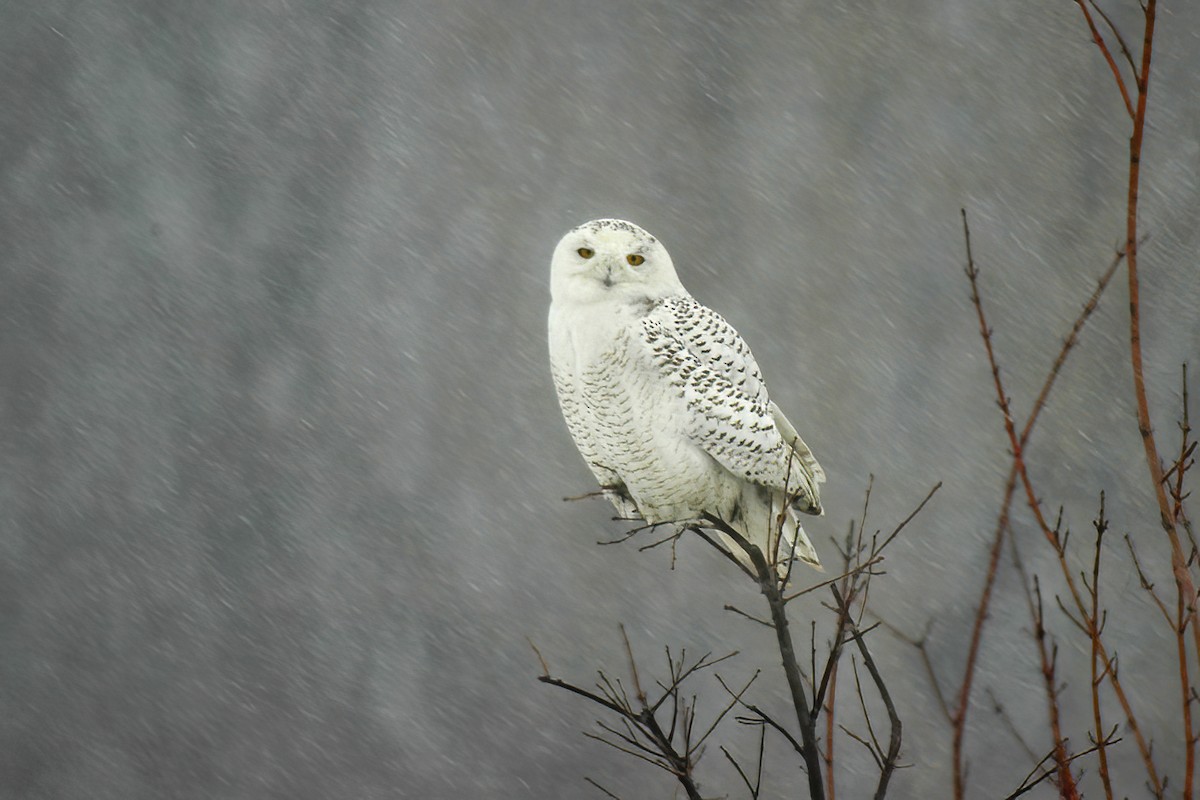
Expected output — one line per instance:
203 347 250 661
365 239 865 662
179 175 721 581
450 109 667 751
639 297 823 510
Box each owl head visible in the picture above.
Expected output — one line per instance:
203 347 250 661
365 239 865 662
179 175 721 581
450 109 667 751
550 219 685 305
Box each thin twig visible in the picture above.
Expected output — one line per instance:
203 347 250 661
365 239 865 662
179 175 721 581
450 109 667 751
584 776 624 799
539 633 710 800
1073 0 1135 117
688 671 758 756
1168 364 1195 531
1001 735 1122 800
721 744 759 800
724 604 775 628
833 584 902 799
783 556 884 603
1088 0 1139 78
984 687 1041 764
876 617 953 724
649 650 739 715
878 481 943 555
1031 575 1081 799
1088 493 1115 800
529 637 551 677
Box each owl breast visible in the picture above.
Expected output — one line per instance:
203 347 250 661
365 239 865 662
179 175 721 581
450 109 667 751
550 303 739 524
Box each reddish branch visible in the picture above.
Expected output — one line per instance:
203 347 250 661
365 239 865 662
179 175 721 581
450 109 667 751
962 213 1164 794
1006 509 1089 799
824 664 838 798
1073 0 1134 118
822 527 857 800
1030 575 1081 800
950 216 1123 798
1121 0 1190 558
1123 27 1200 798
1166 365 1195 529
819 501 872 800
964 2 1197 796
1087 496 1115 800
1078 0 1200 793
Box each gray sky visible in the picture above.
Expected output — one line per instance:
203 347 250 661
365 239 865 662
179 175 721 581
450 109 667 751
2 1 1198 797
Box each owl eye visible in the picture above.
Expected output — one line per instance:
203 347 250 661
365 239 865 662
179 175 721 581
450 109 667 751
626 254 645 266
577 247 594 259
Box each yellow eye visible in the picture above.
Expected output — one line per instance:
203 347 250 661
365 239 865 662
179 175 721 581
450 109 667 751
626 254 645 266
577 247 594 259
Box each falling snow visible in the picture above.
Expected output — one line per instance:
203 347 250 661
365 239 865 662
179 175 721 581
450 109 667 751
2 1 1198 798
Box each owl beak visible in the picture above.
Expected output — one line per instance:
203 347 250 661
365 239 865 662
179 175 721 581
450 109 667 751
602 266 615 288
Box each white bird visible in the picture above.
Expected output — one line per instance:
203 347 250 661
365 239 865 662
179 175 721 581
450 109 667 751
548 219 825 574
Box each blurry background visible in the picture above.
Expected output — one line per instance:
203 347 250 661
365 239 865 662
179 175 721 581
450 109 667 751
2 1 1198 797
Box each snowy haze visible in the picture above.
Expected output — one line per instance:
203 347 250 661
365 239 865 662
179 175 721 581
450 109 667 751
2 1 1198 798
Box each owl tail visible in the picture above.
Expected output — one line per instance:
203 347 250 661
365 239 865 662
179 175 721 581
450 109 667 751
719 486 823 578
772 493 823 577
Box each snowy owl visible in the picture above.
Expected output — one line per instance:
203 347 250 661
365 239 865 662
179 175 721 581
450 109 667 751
548 218 825 573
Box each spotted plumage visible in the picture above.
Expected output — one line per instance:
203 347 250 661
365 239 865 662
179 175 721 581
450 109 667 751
548 219 825 572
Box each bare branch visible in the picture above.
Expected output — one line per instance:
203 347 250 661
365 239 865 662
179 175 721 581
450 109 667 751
584 776 624 799
1001 734 1122 800
832 584 902 799
963 207 1164 793
1072 0 1135 117
721 745 759 800
529 637 551 678
724 604 775 628
1088 493 1116 799
877 481 942 554
699 513 827 798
